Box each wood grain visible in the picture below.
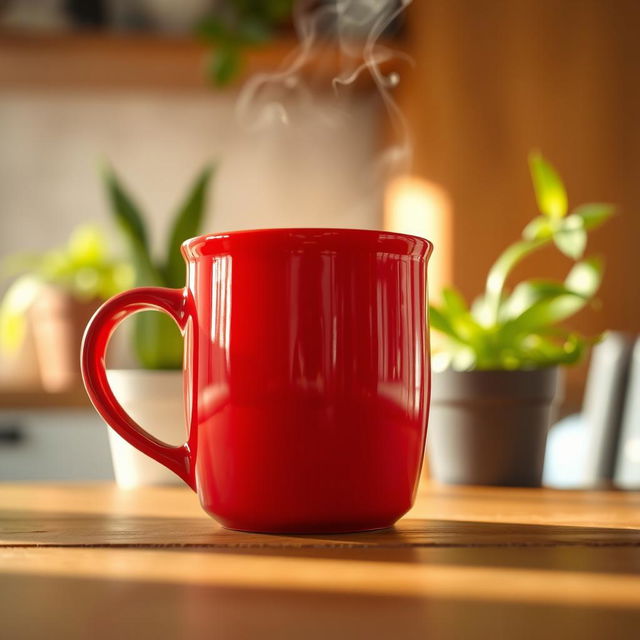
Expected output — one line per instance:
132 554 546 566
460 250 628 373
398 0 640 410
0 32 401 92
1 483 640 639
0 386 90 410
3 546 638 640
2 484 640 548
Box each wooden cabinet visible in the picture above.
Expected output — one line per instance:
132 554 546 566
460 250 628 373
398 0 640 408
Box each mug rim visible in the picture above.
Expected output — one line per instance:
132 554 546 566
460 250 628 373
182 227 433 260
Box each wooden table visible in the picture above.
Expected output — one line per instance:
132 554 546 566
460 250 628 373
1 483 640 639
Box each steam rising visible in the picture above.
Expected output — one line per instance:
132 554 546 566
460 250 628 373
235 0 414 218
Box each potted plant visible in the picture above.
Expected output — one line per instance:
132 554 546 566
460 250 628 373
102 163 214 487
0 225 131 391
427 152 614 486
196 1 294 86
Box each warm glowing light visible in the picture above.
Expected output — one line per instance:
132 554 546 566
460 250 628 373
384 176 453 302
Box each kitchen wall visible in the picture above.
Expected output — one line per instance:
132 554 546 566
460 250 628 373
0 83 386 478
0 89 382 260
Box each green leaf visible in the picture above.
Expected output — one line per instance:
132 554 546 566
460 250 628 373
430 304 486 360
518 332 588 367
196 17 233 43
437 287 490 356
102 164 161 286
553 213 587 259
38 250 72 282
501 280 584 320
572 203 615 230
529 152 568 219
470 294 493 326
522 216 555 241
102 165 148 251
441 286 470 317
500 257 602 337
134 312 184 370
67 225 107 265
485 238 547 321
208 47 242 86
0 276 41 353
500 293 586 340
429 304 454 335
553 225 587 259
164 166 214 288
565 256 603 297
431 351 453 372
261 0 295 21
96 262 134 300
450 347 477 371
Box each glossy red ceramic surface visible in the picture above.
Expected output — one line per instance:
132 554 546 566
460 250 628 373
82 228 433 533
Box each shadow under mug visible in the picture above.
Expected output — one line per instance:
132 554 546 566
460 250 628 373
81 228 433 533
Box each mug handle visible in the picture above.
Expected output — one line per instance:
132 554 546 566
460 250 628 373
80 287 196 491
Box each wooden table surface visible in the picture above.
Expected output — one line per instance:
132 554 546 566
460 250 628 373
1 483 640 639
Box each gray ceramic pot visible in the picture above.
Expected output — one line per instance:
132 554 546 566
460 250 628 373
427 367 561 487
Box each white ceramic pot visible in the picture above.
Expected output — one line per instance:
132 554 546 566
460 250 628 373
105 369 186 488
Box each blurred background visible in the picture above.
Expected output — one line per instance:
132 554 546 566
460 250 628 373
0 0 638 483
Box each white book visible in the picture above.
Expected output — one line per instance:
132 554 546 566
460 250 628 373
582 332 634 486
614 338 640 489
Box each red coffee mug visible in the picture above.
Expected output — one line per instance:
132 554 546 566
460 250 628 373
82 228 433 533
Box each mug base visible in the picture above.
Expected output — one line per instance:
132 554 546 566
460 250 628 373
218 520 398 535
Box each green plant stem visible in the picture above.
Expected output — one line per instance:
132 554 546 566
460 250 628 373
484 237 549 323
